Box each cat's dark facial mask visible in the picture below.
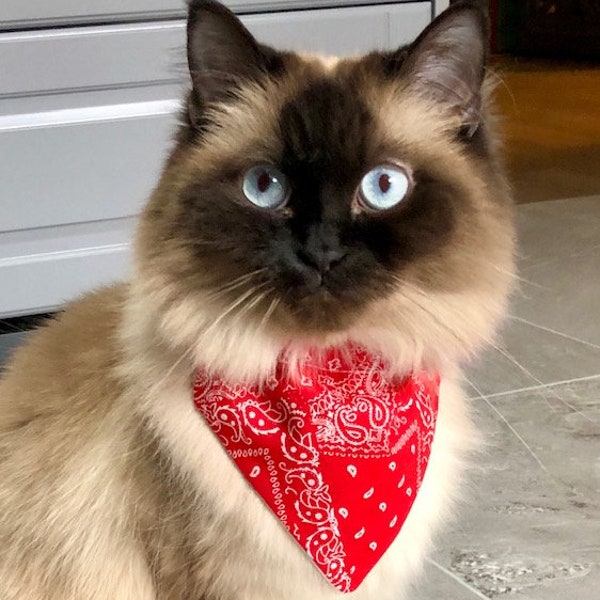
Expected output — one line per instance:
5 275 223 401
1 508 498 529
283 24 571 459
178 74 458 331
142 1 511 340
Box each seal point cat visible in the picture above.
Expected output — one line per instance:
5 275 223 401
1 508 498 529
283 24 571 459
0 2 514 598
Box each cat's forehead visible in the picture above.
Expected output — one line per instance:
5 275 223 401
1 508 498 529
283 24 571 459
193 53 460 174
277 64 375 175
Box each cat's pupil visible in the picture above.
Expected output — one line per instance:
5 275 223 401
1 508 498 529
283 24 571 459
379 174 391 194
257 170 271 193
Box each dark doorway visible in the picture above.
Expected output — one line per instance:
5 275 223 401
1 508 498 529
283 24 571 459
493 1 600 59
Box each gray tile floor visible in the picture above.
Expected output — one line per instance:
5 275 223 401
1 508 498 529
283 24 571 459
415 196 600 599
1 197 598 599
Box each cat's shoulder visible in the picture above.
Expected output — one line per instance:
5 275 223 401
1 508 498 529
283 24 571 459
0 283 128 430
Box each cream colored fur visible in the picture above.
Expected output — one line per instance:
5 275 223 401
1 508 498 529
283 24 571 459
0 32 514 600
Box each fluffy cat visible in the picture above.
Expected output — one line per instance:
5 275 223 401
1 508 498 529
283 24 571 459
0 1 514 598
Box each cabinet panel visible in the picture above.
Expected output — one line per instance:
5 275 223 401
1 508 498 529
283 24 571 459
0 102 178 231
0 0 422 29
433 0 449 16
0 249 130 317
0 219 134 317
0 0 185 27
244 3 430 55
1 3 429 98
0 23 186 98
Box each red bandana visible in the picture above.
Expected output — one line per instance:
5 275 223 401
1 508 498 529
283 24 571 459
193 346 439 593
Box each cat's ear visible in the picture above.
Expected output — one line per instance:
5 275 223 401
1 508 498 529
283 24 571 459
397 2 489 135
186 0 279 122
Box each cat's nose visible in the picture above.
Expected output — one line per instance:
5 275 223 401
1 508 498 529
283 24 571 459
299 224 347 276
298 246 347 276
295 246 347 292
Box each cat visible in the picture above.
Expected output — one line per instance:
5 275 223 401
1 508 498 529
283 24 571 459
0 1 515 598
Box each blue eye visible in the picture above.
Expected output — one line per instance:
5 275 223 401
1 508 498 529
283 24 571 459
242 165 289 209
359 165 411 211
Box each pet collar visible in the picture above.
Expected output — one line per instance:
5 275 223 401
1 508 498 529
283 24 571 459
193 345 439 592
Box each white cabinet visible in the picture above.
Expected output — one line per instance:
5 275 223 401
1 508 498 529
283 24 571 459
0 1 428 28
0 1 432 317
433 0 449 16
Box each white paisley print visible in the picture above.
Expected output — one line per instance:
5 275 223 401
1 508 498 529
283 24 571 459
193 345 439 593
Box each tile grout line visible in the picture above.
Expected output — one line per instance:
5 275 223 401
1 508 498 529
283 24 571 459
469 373 600 400
509 315 600 351
466 377 550 472
425 558 490 600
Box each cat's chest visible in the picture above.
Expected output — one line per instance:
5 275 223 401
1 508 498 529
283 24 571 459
143 372 460 600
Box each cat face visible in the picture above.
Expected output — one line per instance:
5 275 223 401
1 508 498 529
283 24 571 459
133 0 514 377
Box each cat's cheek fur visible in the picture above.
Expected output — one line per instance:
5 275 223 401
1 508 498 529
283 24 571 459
122 272 287 383
145 371 475 600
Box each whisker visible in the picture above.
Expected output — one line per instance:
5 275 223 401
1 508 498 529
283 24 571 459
391 277 469 345
460 255 549 291
145 344 195 400
233 289 270 322
188 239 227 247
258 296 280 334
0 321 29 333
204 268 267 301
426 558 491 600
487 68 518 112
203 281 270 336
494 269 547 291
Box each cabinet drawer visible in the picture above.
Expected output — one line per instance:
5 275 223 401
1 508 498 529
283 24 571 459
1 3 430 98
0 23 186 98
247 3 430 56
0 0 422 30
0 219 135 317
0 102 178 231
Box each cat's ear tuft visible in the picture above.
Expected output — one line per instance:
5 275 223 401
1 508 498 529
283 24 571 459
398 2 489 135
186 0 279 122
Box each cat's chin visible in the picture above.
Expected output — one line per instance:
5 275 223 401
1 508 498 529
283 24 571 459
279 291 366 335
